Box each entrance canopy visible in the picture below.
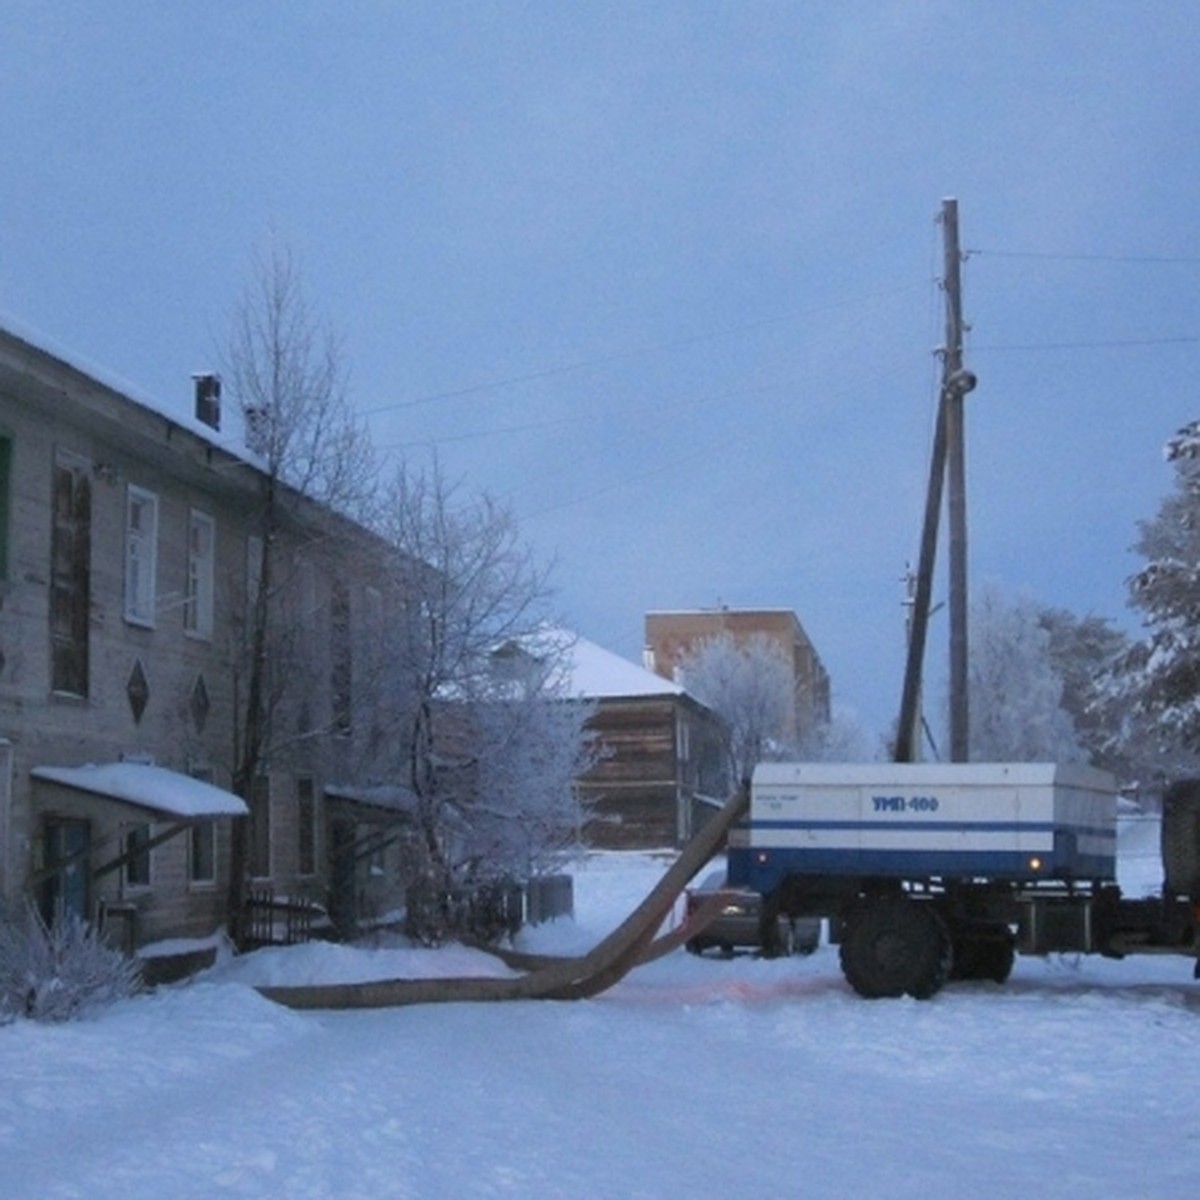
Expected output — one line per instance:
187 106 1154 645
324 783 418 816
32 763 248 819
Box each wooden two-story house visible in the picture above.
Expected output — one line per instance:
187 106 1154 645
542 632 727 849
0 321 405 968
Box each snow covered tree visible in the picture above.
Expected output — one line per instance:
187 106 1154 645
1102 421 1200 780
798 708 881 762
466 638 597 880
963 583 1084 763
1037 605 1131 775
372 463 593 939
677 632 796 790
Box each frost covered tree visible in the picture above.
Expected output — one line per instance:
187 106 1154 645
677 632 796 790
373 463 593 938
798 708 881 762
964 583 1084 763
1103 421 1200 779
466 641 597 880
1037 605 1131 775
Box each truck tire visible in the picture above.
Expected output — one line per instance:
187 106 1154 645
839 899 951 1000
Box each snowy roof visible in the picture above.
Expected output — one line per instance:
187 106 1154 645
507 628 689 701
565 635 688 700
31 763 248 819
0 313 263 469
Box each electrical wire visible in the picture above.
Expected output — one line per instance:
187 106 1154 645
967 248 1200 265
974 335 1198 352
357 283 925 419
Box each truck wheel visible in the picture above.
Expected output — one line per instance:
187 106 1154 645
839 900 951 1000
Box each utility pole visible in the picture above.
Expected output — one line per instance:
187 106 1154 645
942 198 971 762
894 199 975 764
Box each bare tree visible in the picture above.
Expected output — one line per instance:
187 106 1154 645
677 633 796 791
221 244 378 924
228 243 376 520
373 462 591 938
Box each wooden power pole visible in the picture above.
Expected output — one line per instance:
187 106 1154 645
894 198 975 764
942 198 972 762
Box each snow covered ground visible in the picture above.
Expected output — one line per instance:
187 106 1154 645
1 812 1196 1200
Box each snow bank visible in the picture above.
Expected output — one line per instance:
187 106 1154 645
0 828 1195 1199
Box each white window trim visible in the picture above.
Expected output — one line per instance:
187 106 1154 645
124 485 159 627
122 822 154 893
184 509 216 639
188 822 217 888
249 776 272 881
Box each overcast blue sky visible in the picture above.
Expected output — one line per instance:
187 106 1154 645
3 2 1198 740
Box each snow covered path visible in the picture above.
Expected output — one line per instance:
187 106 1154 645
2 837 1198 1199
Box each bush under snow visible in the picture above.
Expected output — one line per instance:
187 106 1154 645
0 902 141 1023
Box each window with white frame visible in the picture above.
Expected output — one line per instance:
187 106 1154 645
248 775 272 880
246 534 263 612
297 776 316 877
50 449 92 696
124 823 152 890
184 510 215 638
189 822 216 885
124 485 159 627
189 767 217 885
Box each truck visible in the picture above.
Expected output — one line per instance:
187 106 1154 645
725 761 1200 999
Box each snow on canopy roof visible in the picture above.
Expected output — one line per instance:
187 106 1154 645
31 763 248 819
324 783 418 815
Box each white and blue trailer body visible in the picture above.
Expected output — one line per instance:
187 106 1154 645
727 761 1117 897
717 762 1198 999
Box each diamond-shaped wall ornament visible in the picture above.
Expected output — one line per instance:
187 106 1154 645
191 674 210 733
126 659 150 724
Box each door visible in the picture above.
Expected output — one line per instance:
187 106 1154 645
40 817 91 927
327 817 357 937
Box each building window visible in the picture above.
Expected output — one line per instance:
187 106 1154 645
246 534 263 613
248 775 271 879
124 824 152 889
0 433 12 580
189 823 216 885
184 510 215 638
124 485 159 627
189 767 216 885
50 450 91 696
297 776 316 877
331 579 352 736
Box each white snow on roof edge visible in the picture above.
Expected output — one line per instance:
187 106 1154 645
31 762 248 819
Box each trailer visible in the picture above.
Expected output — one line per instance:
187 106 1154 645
727 762 1200 999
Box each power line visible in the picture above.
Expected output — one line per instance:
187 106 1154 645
373 373 818 454
358 283 924 418
968 248 1200 265
974 335 1198 352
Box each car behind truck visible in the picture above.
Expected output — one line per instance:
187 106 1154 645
726 762 1200 999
